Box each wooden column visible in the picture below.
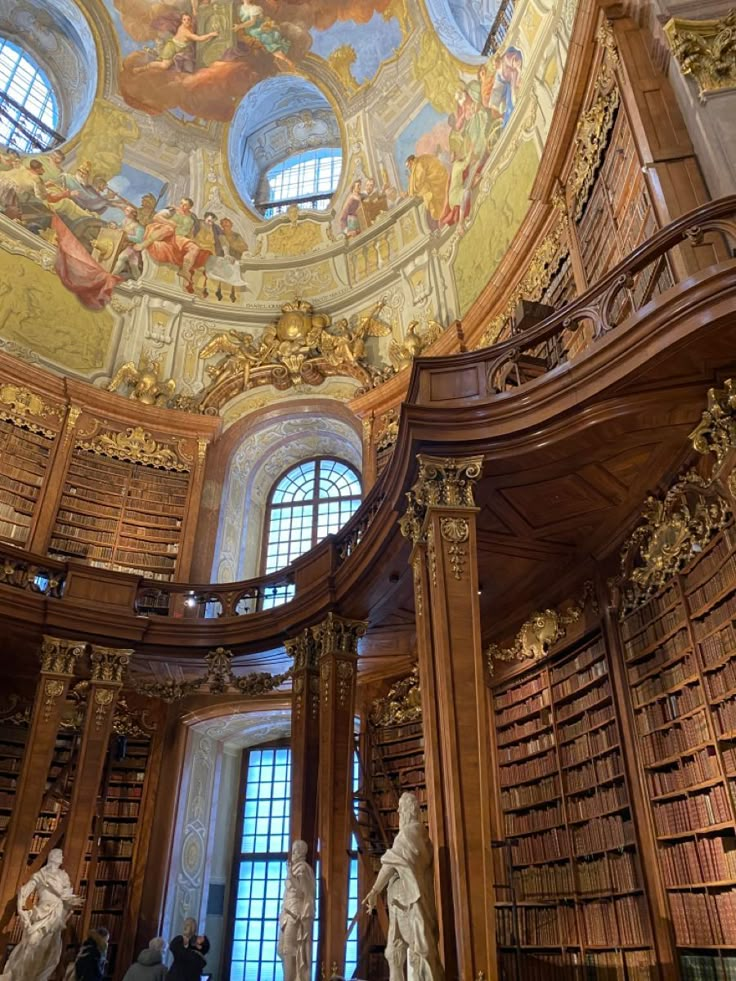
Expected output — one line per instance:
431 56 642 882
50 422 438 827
314 613 366 979
407 542 459 980
0 636 85 926
27 405 80 554
63 645 132 891
399 455 496 981
285 626 320 862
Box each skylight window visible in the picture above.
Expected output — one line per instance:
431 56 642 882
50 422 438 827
0 37 61 153
260 148 342 218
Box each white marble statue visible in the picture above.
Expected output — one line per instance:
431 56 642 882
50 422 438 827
278 840 316 981
0 848 83 981
363 793 444 981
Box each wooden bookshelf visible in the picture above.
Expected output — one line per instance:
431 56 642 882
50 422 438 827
49 449 188 581
0 420 55 546
493 635 656 980
78 736 153 979
621 524 736 980
367 720 426 849
0 721 29 863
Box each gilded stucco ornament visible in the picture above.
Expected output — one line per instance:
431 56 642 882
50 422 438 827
138 647 289 701
487 584 595 673
76 426 189 472
664 11 736 101
569 86 620 218
388 321 444 372
195 298 392 412
370 666 421 726
107 355 177 407
619 380 736 609
0 383 62 438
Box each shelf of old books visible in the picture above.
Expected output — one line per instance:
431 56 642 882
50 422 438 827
80 736 153 979
493 633 656 981
0 720 29 864
621 524 736 981
49 448 189 581
0 419 55 546
367 720 426 852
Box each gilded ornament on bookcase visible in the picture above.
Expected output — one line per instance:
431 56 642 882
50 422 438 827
93 687 115 731
42 680 65 723
664 11 736 102
568 84 620 219
370 666 421 726
619 379 736 611
336 660 355 707
440 516 469 580
0 383 63 438
76 425 190 472
487 582 596 674
412 556 424 617
0 695 31 727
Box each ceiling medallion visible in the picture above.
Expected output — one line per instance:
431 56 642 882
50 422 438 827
194 298 392 412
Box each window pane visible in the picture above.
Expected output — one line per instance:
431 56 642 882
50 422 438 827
0 37 59 153
263 148 342 216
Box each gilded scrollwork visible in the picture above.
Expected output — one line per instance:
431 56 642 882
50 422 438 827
665 11 736 102
0 383 62 437
76 426 189 472
370 666 421 726
138 646 289 701
42 679 65 723
487 583 595 673
689 379 736 469
568 86 620 219
93 687 115 731
336 660 355 707
412 556 424 617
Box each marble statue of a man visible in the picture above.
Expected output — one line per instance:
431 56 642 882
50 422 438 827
278 840 316 981
363 792 444 981
0 848 83 981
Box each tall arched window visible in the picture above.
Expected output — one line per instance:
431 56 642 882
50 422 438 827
263 458 361 573
0 37 61 153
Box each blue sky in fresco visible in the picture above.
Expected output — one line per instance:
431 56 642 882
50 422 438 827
310 12 403 84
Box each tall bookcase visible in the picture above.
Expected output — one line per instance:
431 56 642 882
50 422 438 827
49 448 189 581
367 719 427 846
621 524 736 980
492 633 657 980
0 721 29 863
0 420 56 546
79 735 154 979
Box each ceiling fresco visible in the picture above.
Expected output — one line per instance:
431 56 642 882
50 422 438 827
0 0 576 423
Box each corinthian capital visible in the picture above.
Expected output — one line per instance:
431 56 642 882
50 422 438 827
399 454 484 543
89 645 133 685
311 613 367 660
40 636 86 676
664 12 736 101
285 628 319 671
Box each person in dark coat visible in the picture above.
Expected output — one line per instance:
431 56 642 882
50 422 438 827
75 928 110 981
122 937 168 981
166 931 209 981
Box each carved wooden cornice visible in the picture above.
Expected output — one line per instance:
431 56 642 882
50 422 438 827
370 666 421 726
619 379 736 609
487 582 596 674
399 455 484 545
40 636 86 676
664 10 736 101
138 646 290 701
75 425 190 472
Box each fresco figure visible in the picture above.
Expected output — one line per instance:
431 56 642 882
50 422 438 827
111 206 146 280
233 3 294 67
219 217 248 259
405 154 448 225
138 206 211 293
481 46 523 126
340 179 364 238
133 14 219 74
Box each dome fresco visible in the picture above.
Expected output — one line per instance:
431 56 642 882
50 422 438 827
0 0 575 419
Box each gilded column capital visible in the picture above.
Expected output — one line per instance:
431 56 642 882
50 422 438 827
664 11 736 101
40 636 86 676
89 645 133 685
399 454 484 544
311 613 367 661
285 628 320 671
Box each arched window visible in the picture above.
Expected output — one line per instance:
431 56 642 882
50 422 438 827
260 147 342 218
264 458 361 573
0 37 61 153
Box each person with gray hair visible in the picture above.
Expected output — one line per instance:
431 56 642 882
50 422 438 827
121 938 167 981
